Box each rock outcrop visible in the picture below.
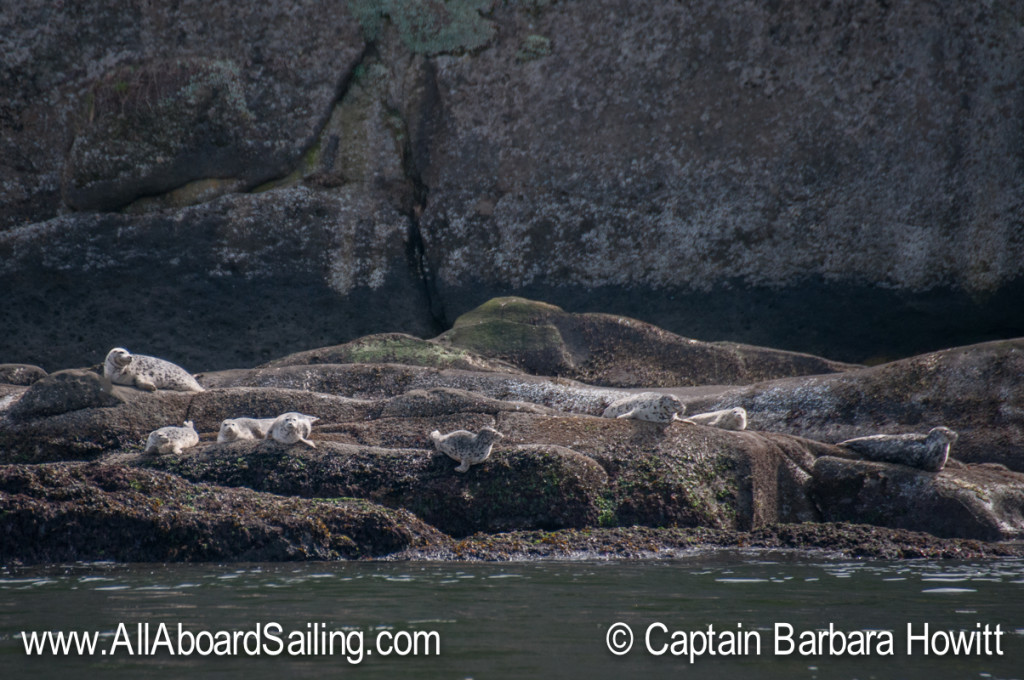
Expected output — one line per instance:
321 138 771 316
3 1 1023 370
4 319 1024 562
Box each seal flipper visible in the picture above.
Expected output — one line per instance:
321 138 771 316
616 410 636 419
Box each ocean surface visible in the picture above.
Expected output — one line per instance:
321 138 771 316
1 552 1022 679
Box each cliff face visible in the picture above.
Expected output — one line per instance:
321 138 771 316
2 0 1023 370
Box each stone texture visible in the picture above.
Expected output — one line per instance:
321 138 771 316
0 365 47 386
140 440 609 538
438 296 859 386
0 187 435 372
0 462 448 563
675 338 1024 472
811 456 1024 541
0 0 365 224
5 368 123 421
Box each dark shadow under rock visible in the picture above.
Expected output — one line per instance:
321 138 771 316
0 463 448 564
810 456 1024 541
136 440 608 537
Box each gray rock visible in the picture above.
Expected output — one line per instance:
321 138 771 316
0 0 365 224
0 187 436 371
5 369 123 420
0 364 47 386
674 338 1024 472
810 456 1024 541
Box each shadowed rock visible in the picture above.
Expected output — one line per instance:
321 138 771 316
138 440 608 538
5 369 124 420
811 457 1024 541
0 365 47 386
0 463 448 564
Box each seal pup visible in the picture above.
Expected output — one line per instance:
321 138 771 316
104 347 204 392
601 393 685 423
429 426 504 473
838 426 958 472
682 407 748 431
266 412 318 448
144 421 199 455
218 417 279 443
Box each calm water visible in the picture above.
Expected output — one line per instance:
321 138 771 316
1 552 1022 679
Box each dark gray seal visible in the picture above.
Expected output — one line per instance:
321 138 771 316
838 426 958 472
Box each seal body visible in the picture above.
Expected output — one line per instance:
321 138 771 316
601 393 685 423
144 420 199 455
104 347 204 392
430 426 503 473
838 426 958 472
683 407 748 431
218 417 278 443
266 412 318 448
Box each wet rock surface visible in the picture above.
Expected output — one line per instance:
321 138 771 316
0 462 448 565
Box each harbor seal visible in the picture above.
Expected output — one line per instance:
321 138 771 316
429 426 504 473
217 417 278 443
601 393 685 423
144 421 199 455
838 426 958 472
266 412 318 448
104 347 204 392
682 407 748 431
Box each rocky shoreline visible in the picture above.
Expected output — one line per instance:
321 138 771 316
3 298 1023 565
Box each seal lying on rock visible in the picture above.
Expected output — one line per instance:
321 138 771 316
144 421 199 455
838 426 958 472
217 417 278 443
266 412 318 448
429 426 504 473
683 407 748 431
104 347 204 392
601 393 685 422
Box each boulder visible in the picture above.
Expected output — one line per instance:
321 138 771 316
0 462 448 563
0 387 192 463
0 364 47 386
139 440 608 537
5 369 123 420
677 338 1024 471
811 457 1024 541
437 297 858 386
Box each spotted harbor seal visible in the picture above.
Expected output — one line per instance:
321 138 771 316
217 417 279 443
682 407 748 431
266 412 318 448
429 426 504 473
144 421 199 455
601 393 685 423
104 347 204 392
838 426 958 472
